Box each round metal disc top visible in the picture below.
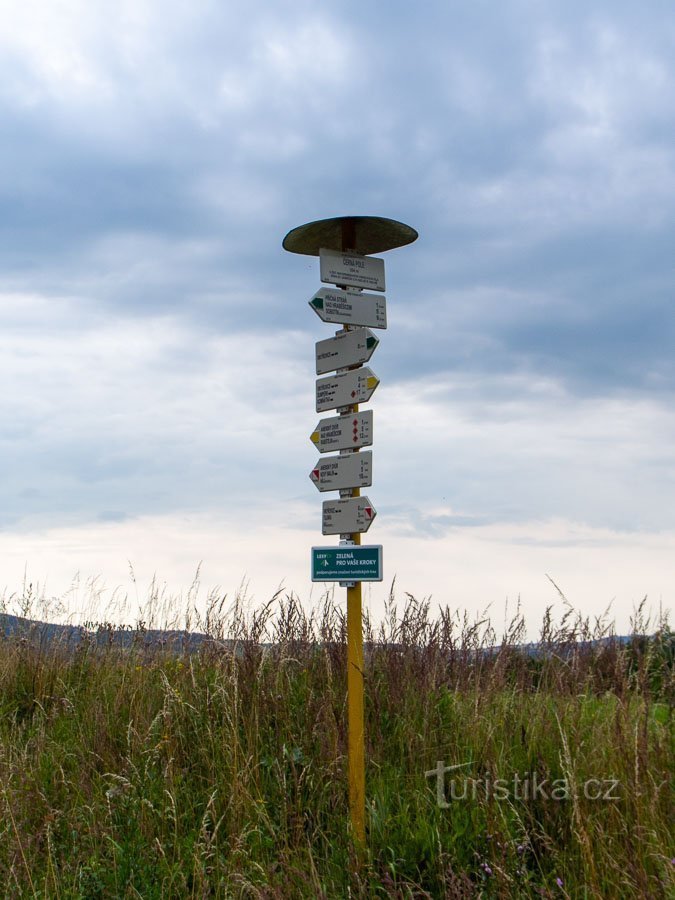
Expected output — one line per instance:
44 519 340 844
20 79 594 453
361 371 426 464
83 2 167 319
282 215 418 256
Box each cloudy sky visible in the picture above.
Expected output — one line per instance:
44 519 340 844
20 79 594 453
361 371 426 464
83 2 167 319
1 0 673 634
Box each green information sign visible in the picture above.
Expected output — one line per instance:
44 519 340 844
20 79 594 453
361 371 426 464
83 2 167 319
311 545 383 582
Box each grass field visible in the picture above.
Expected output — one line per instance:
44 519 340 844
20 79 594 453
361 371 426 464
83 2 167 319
0 588 672 898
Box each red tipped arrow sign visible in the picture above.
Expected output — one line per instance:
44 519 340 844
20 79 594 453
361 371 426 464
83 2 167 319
321 496 377 535
309 410 373 453
309 451 372 492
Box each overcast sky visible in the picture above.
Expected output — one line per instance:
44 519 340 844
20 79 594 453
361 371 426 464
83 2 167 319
1 0 673 634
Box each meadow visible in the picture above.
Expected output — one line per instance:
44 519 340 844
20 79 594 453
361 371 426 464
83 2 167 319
0 584 672 898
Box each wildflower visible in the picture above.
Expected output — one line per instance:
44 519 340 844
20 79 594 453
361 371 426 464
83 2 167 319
481 863 493 877
556 877 563 888
517 844 525 855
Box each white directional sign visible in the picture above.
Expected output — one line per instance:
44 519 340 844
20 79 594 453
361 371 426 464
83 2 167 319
309 410 373 453
310 451 372 492
309 288 387 330
316 368 379 412
322 496 377 535
315 328 379 375
320 248 385 292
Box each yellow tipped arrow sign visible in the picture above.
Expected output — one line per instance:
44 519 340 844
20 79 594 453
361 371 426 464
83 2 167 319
316 367 380 413
309 410 373 453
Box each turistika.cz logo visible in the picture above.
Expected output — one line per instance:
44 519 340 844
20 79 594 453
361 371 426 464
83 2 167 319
425 761 621 807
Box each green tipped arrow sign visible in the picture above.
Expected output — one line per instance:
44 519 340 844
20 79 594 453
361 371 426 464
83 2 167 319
315 328 379 375
309 287 387 329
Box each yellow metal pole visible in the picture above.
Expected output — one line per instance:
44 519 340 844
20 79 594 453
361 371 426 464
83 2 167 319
346 449 365 845
341 219 366 846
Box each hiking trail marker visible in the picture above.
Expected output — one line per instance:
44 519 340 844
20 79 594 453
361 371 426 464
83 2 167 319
310 450 372 492
283 215 418 848
309 410 373 452
321 495 377 534
316 367 379 412
309 287 387 329
315 328 379 375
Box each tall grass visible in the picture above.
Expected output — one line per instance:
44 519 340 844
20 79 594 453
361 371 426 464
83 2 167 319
0 586 672 898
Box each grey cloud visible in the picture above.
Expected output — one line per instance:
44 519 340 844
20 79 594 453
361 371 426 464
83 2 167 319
0 0 673 540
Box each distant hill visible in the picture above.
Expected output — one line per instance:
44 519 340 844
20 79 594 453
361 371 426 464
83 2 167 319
0 612 220 652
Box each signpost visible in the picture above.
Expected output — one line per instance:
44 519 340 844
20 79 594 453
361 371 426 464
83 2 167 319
316 368 379 412
309 287 387 329
315 328 379 375
309 410 373 453
283 215 418 847
310 450 372 492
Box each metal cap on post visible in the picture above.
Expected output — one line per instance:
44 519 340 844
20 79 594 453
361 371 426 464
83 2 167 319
284 214 417 849
283 215 418 257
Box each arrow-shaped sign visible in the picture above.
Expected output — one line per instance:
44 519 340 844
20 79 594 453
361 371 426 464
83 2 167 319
315 328 379 375
309 410 373 453
316 367 379 412
309 287 387 330
322 496 377 535
310 451 372 493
